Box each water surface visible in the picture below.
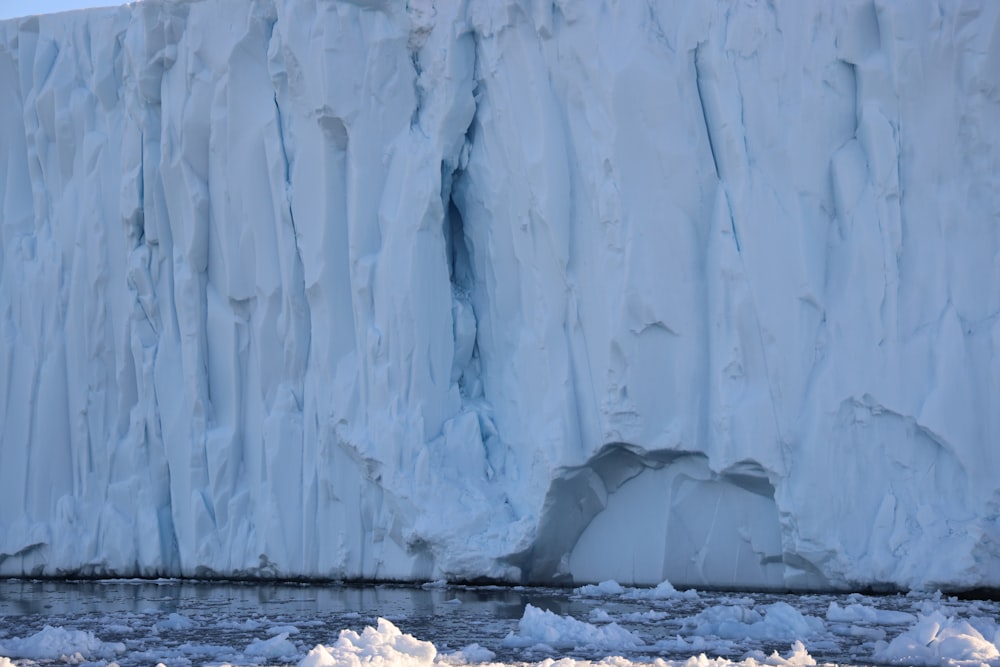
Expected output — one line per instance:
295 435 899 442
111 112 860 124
0 579 995 666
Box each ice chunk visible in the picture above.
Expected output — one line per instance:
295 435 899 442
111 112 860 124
575 578 694 601
245 631 297 660
299 618 436 667
502 604 641 651
0 626 125 661
753 641 818 667
574 579 626 597
874 611 1000 666
826 602 917 625
441 643 496 664
685 602 825 641
153 613 196 632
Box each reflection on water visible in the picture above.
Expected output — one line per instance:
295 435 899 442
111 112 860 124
0 578 589 663
0 578 576 618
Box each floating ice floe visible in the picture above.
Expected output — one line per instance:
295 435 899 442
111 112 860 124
574 579 698 601
826 601 917 625
297 615 822 667
244 631 299 659
0 625 125 661
153 612 197 632
440 643 497 664
4 592 1000 667
503 604 643 651
683 602 825 641
299 618 437 667
874 611 1000 666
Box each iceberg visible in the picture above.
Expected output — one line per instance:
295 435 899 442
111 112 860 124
0 0 998 591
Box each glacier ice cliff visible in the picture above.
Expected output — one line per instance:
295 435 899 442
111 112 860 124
1 0 998 591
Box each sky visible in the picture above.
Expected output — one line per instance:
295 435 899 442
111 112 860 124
0 0 125 20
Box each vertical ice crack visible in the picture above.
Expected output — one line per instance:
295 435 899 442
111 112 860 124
440 21 483 401
409 51 423 130
273 94 291 188
271 89 311 375
722 192 742 254
696 40 784 448
444 132 480 399
694 45 741 253
694 44 722 181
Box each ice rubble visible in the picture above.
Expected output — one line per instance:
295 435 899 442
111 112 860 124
1 0 999 590
1 581 1000 666
873 611 1000 667
0 626 125 662
502 603 641 650
299 618 438 667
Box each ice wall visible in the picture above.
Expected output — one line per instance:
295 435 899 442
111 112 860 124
1 0 998 591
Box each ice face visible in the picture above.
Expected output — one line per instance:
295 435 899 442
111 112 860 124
0 0 998 590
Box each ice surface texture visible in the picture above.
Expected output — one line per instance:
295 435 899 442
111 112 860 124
0 0 998 590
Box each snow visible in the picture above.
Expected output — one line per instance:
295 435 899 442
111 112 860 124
0 0 999 592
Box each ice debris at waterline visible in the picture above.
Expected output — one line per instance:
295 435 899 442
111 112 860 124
298 616 809 667
3 585 1000 667
1 0 999 589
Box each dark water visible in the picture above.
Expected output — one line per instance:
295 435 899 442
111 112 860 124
0 579 996 666
0 579 577 660
0 580 605 665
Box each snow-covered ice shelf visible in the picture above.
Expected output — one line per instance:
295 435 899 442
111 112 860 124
1 0 999 590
